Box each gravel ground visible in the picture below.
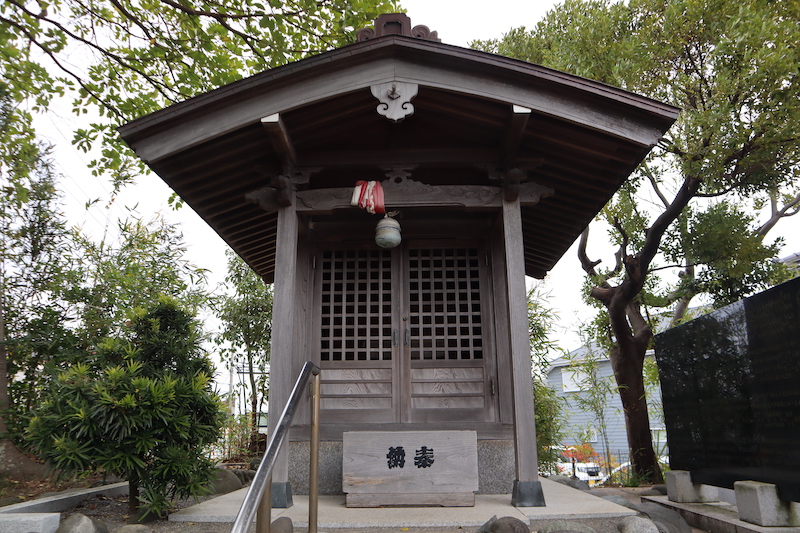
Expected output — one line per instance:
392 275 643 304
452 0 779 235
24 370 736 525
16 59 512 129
63 492 236 533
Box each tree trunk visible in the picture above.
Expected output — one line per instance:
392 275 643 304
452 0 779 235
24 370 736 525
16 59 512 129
129 479 139 517
247 351 260 452
601 282 663 483
610 343 662 482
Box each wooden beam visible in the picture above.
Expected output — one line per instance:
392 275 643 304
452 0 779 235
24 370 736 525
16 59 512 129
295 181 553 213
490 219 515 427
300 147 503 167
224 214 277 242
121 42 677 164
262 113 297 171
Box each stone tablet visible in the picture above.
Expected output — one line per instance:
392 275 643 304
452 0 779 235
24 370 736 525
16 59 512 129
655 277 800 501
342 430 478 507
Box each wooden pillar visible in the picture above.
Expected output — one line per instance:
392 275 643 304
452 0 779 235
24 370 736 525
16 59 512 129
502 195 545 507
267 192 298 508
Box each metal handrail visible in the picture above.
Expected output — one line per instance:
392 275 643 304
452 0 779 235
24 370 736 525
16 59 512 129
230 361 321 533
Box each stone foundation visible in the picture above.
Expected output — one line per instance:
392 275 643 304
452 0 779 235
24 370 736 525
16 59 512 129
288 439 515 495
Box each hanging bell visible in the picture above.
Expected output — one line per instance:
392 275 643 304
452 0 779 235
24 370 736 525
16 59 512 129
375 215 401 248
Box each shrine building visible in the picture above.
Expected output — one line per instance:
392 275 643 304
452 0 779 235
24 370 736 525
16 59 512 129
119 14 678 508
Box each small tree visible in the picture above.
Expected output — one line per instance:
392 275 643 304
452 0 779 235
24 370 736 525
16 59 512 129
527 285 565 473
0 111 78 477
564 341 616 477
215 251 272 452
533 380 564 474
26 297 224 519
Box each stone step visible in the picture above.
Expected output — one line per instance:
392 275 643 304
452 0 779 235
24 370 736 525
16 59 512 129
0 513 60 533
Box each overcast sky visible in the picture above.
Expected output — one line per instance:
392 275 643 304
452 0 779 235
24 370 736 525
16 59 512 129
42 0 798 355
399 0 556 47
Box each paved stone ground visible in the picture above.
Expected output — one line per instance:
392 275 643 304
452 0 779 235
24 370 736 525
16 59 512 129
62 486 671 533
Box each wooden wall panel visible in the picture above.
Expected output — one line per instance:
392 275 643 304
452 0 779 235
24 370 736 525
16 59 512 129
322 398 393 410
411 397 485 409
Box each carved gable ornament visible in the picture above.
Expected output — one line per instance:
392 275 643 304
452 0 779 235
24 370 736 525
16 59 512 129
356 13 440 42
371 82 418 122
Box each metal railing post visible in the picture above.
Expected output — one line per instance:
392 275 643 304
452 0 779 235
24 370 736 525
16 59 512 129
256 475 272 533
308 371 321 533
230 362 320 533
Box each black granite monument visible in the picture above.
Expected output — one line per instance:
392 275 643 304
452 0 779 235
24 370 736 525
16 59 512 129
655 276 800 502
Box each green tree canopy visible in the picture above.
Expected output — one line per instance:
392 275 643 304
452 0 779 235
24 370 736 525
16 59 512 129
1 0 398 190
73 216 210 343
474 0 800 481
26 297 225 519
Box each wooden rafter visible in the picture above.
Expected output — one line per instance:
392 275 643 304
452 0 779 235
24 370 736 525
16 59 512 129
262 113 297 172
502 106 531 168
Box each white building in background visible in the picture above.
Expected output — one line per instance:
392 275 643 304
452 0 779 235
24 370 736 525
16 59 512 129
546 347 666 465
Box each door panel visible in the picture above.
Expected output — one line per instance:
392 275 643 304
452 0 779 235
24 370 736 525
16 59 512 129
319 368 393 410
405 246 495 422
317 249 398 422
316 244 496 425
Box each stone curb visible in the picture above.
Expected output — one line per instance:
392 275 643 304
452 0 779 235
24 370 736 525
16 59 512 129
0 481 128 514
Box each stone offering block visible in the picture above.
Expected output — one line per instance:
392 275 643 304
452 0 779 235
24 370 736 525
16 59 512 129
342 430 478 507
655 277 800 502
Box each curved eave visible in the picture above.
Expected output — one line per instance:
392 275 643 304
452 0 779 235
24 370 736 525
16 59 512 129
120 35 677 163
119 35 679 283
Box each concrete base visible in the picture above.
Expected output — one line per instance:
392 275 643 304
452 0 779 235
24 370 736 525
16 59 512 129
512 480 546 507
666 470 719 503
289 441 343 495
169 476 636 526
735 481 800 527
0 513 59 533
643 495 800 533
272 481 293 508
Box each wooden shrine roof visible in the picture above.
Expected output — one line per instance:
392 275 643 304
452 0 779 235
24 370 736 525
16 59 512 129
119 15 678 282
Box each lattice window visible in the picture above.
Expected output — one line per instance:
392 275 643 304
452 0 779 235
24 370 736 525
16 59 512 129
320 249 393 362
408 248 483 360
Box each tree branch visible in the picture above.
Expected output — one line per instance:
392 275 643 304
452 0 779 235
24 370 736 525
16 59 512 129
6 1 182 106
641 163 670 208
0 14 126 119
613 175 703 307
577 227 601 277
107 0 156 41
758 190 800 238
155 0 290 19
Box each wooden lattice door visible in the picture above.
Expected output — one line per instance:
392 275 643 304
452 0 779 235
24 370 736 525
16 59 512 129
317 248 399 423
316 243 497 425
404 246 496 423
